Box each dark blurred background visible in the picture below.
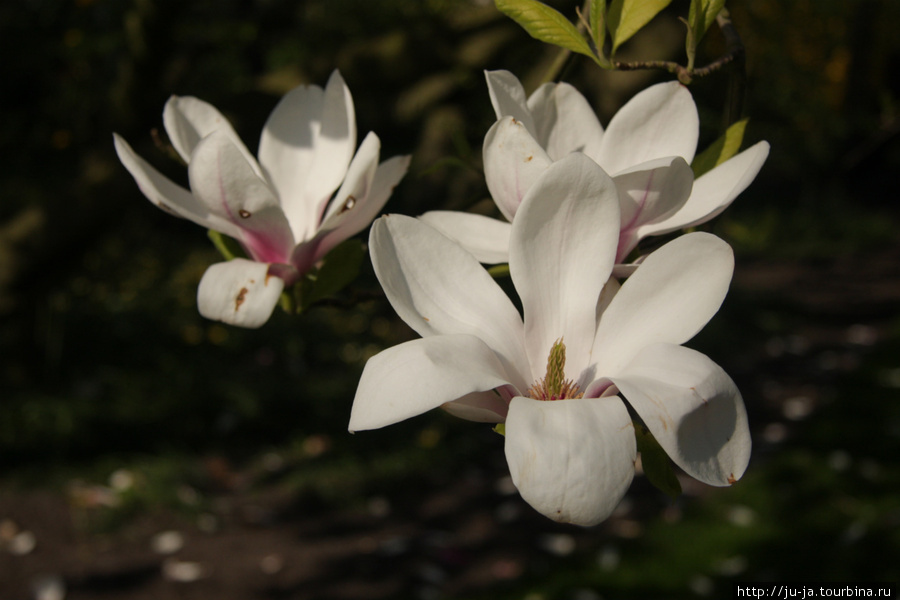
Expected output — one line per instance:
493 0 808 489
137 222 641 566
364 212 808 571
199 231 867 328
1 1 899 598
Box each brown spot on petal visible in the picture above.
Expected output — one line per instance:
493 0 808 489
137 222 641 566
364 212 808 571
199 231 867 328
339 196 356 215
525 155 533 162
239 209 251 219
235 287 249 312
423 317 430 322
727 473 737 485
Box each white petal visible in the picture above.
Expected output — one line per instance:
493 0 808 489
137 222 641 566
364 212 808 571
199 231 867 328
370 215 530 390
293 151 410 274
505 396 636 526
418 211 512 264
608 343 750 486
642 141 770 236
162 96 260 175
526 82 605 161
188 131 295 264
613 156 694 261
441 390 511 423
483 116 553 222
509 153 620 382
594 82 699 175
349 335 512 431
197 259 285 328
320 131 381 227
593 232 733 377
258 70 357 239
113 133 241 238
484 70 535 132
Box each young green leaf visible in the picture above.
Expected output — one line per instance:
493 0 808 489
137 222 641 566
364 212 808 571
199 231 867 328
207 230 247 261
691 118 747 178
635 423 682 499
301 238 366 310
495 0 598 61
688 0 725 44
607 0 673 54
589 0 608 58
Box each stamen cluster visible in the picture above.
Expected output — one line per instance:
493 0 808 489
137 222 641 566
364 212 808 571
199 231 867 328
525 339 584 401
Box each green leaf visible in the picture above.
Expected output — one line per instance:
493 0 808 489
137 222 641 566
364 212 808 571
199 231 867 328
207 230 247 261
487 263 510 278
495 0 598 62
690 118 747 178
635 423 682 499
685 0 725 69
493 423 506 436
301 238 366 310
607 0 673 54
688 0 725 44
589 0 608 58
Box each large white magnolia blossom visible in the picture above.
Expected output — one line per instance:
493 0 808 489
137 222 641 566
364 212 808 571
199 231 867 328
114 71 410 327
351 153 750 526
421 70 769 265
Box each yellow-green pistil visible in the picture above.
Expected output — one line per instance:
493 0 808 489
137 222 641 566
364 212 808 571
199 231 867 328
525 339 584 401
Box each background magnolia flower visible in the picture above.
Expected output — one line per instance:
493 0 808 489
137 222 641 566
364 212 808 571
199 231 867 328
351 153 750 526
421 69 769 265
114 70 410 327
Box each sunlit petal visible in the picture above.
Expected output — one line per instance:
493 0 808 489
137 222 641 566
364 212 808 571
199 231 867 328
593 232 733 376
484 69 534 132
418 211 512 264
526 81 605 161
505 395 636 526
349 334 512 431
483 116 553 222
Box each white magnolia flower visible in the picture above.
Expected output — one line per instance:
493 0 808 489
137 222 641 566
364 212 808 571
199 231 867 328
114 71 410 327
421 69 769 265
351 153 750 526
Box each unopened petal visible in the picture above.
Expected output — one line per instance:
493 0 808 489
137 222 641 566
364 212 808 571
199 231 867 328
509 153 620 381
526 82 605 161
505 395 636 526
485 70 534 132
593 232 733 377
349 334 512 431
644 141 770 236
593 82 699 175
483 116 552 222
370 215 529 390
197 259 285 328
609 343 751 487
418 211 512 264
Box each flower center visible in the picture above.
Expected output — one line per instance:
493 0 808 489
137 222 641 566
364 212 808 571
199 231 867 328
525 339 584 401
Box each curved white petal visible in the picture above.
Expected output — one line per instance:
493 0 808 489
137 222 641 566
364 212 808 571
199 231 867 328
320 131 381 228
526 82 605 161
295 152 411 274
593 232 733 377
162 96 260 175
418 211 512 264
642 141 770 237
483 116 553 222
484 70 534 132
188 130 295 264
509 153 620 381
594 82 699 175
349 334 512 431
113 133 242 238
370 215 529 390
505 395 636 526
441 390 510 423
613 156 694 260
258 70 357 239
608 343 750 486
197 259 285 328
